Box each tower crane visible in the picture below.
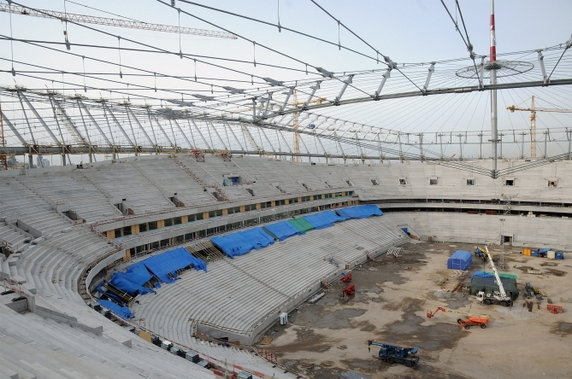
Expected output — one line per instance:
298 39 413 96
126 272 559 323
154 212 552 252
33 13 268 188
0 3 236 39
507 96 572 158
291 91 326 162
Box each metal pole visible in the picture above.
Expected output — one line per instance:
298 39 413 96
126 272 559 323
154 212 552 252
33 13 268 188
489 0 499 177
530 96 537 158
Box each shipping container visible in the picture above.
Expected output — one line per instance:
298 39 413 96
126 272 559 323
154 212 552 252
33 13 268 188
469 276 519 300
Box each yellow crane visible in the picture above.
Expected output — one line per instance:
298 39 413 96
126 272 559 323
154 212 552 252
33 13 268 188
507 96 572 158
0 3 236 39
291 91 326 162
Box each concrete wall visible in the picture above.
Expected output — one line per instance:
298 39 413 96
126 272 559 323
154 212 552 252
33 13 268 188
347 159 572 203
383 212 572 250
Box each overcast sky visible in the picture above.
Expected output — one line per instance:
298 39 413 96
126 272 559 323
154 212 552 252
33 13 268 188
1 0 571 160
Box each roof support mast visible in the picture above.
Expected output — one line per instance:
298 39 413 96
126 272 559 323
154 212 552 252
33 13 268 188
489 0 499 178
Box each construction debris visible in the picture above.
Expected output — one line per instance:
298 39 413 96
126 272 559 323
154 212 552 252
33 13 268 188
386 247 402 258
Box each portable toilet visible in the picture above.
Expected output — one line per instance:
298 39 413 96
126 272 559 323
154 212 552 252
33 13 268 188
447 250 472 271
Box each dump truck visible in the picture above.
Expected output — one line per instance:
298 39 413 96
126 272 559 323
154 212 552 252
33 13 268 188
367 340 419 367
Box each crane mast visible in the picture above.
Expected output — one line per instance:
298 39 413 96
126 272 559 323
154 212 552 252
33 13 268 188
484 246 507 298
0 4 236 39
507 96 572 159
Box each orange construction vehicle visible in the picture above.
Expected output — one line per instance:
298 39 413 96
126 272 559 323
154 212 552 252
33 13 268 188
457 316 489 329
426 307 447 319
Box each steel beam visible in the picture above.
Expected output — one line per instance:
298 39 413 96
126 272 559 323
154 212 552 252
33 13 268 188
0 109 28 146
262 78 572 119
19 92 61 145
77 99 114 147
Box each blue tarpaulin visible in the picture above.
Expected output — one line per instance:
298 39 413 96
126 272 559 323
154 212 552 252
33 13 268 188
336 205 383 219
303 210 344 229
211 227 274 258
264 221 301 241
109 263 155 296
142 247 207 283
447 250 473 270
97 299 134 319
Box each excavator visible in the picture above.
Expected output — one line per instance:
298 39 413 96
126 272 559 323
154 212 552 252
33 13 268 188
368 340 419 367
475 246 513 307
426 307 446 319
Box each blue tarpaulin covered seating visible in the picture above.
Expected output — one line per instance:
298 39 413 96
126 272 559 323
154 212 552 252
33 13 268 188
447 250 473 270
211 227 275 258
97 299 134 319
109 263 155 296
108 247 207 294
303 210 344 229
263 221 301 241
142 247 207 283
336 205 383 219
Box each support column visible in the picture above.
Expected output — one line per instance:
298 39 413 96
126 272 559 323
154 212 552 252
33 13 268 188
489 0 499 178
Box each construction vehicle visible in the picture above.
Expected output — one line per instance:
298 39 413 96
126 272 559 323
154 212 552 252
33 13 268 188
367 340 419 367
426 307 446 319
475 246 513 307
474 247 488 262
340 272 352 283
340 284 356 302
456 316 489 329
474 246 499 262
547 304 564 314
524 282 546 300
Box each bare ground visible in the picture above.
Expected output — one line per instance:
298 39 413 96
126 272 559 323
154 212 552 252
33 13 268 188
261 241 572 378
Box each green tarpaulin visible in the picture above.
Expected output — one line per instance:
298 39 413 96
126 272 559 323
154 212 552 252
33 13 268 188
288 218 315 233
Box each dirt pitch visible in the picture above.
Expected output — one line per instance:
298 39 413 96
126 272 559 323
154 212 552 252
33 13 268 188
261 242 572 378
